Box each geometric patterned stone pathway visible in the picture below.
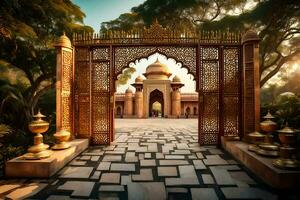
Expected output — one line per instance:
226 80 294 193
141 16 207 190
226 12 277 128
0 119 293 199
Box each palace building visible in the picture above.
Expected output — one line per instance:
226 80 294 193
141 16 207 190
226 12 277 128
115 59 198 118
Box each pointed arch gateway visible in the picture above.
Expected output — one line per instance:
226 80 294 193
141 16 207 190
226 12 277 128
149 89 164 117
55 21 261 145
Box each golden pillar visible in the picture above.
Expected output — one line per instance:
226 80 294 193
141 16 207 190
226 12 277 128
54 33 74 136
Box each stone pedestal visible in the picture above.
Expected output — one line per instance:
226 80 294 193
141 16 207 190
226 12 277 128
5 139 89 178
222 137 300 189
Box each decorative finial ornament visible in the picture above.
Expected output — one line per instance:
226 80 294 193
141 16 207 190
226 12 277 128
285 121 289 127
156 57 159 63
263 110 275 119
34 109 46 118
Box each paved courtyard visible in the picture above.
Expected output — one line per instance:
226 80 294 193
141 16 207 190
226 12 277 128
0 119 282 199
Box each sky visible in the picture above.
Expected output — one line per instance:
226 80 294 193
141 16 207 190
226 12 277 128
73 0 145 32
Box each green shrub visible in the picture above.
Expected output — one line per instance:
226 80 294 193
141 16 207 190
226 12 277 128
261 92 300 129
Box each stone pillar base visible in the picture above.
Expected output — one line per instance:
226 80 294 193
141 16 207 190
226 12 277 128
5 139 89 178
222 137 300 189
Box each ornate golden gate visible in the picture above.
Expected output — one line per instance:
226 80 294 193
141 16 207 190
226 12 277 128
55 21 260 145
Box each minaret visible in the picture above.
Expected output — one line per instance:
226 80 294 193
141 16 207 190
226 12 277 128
171 75 184 118
132 76 144 118
124 87 133 117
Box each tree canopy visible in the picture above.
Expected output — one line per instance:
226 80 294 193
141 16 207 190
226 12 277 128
101 0 252 32
0 0 92 127
101 0 300 87
202 0 300 86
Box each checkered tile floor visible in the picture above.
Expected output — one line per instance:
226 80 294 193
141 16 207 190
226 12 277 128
0 119 291 199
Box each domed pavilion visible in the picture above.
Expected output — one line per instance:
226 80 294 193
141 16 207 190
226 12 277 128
115 59 198 118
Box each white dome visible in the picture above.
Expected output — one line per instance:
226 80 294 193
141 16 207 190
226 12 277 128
143 59 171 80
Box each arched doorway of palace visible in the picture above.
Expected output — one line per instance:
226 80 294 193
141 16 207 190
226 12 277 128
149 89 164 117
116 106 122 118
151 101 162 117
55 20 261 145
186 107 191 118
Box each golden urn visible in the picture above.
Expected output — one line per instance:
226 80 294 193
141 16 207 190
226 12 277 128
277 125 297 147
256 111 279 157
23 111 52 160
52 130 71 150
247 131 265 152
260 111 277 142
273 124 300 169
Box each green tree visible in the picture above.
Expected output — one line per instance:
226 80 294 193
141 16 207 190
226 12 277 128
0 0 92 117
261 83 280 105
199 0 300 86
116 67 136 86
279 67 300 95
0 0 93 175
101 0 250 32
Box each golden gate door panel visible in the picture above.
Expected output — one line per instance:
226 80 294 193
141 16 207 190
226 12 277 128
74 47 90 139
91 47 112 145
198 46 241 145
199 47 220 145
223 47 241 139
74 47 113 145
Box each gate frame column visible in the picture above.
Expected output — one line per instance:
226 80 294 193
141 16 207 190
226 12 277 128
54 33 74 137
242 30 260 137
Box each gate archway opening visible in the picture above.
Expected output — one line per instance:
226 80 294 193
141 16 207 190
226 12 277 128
116 52 196 120
116 106 122 117
186 107 191 118
151 101 162 118
149 89 164 117
55 20 261 145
